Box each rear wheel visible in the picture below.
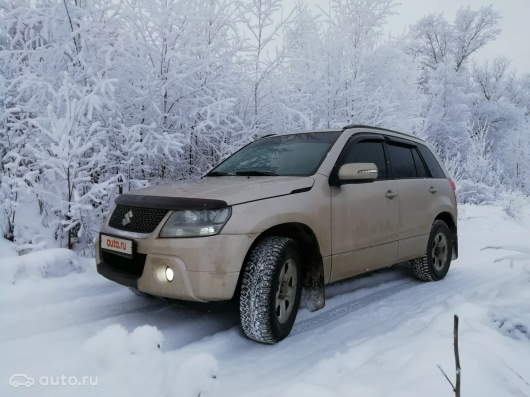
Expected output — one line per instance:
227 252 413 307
239 236 302 344
410 220 453 281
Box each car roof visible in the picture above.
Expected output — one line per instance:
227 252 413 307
342 124 425 142
260 125 424 142
260 129 341 138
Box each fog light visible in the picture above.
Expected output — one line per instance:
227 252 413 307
165 267 174 282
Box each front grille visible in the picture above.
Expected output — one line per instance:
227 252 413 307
101 250 147 277
109 205 168 234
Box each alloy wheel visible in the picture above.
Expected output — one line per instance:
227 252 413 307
275 258 297 324
432 233 448 271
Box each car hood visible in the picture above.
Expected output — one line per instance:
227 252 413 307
127 176 315 206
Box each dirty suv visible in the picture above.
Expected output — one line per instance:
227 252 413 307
96 124 458 344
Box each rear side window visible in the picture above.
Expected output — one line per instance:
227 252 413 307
412 149 429 178
387 144 416 179
417 144 445 178
345 141 387 180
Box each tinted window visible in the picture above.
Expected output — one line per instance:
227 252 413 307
417 144 445 178
344 141 387 180
412 148 429 178
209 132 341 176
387 144 417 179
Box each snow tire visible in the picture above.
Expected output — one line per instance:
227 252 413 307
239 236 302 344
410 220 453 282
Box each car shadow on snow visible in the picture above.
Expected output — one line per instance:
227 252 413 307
115 294 241 351
324 265 411 300
115 265 412 351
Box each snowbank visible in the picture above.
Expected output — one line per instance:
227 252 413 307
0 238 17 259
274 300 530 397
0 247 84 285
82 324 218 397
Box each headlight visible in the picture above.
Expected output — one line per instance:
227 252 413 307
159 207 231 238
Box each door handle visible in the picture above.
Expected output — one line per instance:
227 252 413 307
429 186 438 194
385 190 398 199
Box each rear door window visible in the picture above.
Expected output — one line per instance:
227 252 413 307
345 141 388 180
417 144 445 178
387 144 417 179
412 148 429 178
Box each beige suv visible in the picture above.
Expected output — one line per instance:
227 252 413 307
96 125 458 344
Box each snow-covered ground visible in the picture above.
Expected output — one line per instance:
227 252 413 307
1 204 530 397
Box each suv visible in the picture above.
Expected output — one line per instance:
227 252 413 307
96 125 458 344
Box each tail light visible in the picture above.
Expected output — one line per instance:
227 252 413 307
448 179 457 205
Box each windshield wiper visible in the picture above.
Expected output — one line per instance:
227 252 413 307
235 170 279 176
205 171 232 177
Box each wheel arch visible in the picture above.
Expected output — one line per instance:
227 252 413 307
434 211 458 259
236 222 325 312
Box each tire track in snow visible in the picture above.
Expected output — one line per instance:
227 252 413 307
286 270 511 350
0 292 167 342
291 281 417 336
213 269 515 397
289 267 506 340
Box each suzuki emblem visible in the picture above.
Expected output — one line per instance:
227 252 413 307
122 211 133 226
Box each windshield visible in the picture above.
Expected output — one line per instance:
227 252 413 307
208 132 342 176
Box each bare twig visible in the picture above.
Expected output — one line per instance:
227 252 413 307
438 365 455 390
438 315 461 397
454 315 461 397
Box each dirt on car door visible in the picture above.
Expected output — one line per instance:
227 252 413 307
330 137 399 282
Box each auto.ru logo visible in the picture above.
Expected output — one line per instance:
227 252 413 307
9 374 35 388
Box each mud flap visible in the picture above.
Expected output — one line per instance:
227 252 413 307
452 232 458 260
300 257 325 312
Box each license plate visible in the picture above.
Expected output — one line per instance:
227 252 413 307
100 234 133 257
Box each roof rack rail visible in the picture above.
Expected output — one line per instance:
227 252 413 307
260 134 277 138
342 124 423 141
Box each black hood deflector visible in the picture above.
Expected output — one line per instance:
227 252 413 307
115 194 228 211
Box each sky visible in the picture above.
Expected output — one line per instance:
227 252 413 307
283 0 530 74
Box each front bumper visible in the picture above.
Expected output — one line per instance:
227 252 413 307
97 261 140 289
95 232 256 302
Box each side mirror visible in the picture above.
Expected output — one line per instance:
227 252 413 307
337 163 378 183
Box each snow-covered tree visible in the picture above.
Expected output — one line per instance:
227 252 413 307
238 0 302 135
280 3 322 128
121 0 247 179
457 123 502 203
412 6 501 72
470 57 530 191
0 0 124 247
25 74 116 249
0 0 528 250
421 63 472 156
313 0 425 132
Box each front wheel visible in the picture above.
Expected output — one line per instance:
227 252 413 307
239 236 302 344
410 220 453 281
